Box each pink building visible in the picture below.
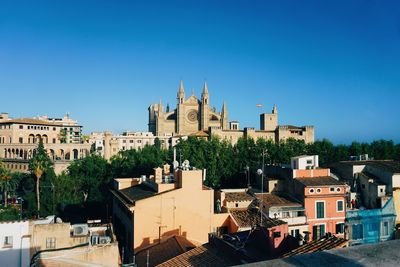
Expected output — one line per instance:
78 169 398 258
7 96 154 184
293 176 348 241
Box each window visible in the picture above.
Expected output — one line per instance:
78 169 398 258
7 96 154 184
235 203 238 208
313 224 325 240
337 200 344 212
19 137 23 144
130 140 134 143
3 236 13 247
122 140 126 143
316 188 321 193
273 231 281 238
336 223 345 234
362 184 366 189
330 187 335 192
291 229 300 238
336 187 341 192
282 211 290 218
316 201 325 218
46 237 56 249
380 188 384 193
382 221 389 236
309 188 315 194
19 125 23 129
53 138 56 144
352 224 363 240
53 127 56 131
306 160 312 164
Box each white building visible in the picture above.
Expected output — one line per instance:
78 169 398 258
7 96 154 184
291 155 319 170
0 220 30 267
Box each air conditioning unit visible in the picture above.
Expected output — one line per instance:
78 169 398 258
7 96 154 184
72 224 89 236
98 236 111 245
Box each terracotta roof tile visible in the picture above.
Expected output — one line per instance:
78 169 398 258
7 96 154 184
224 192 254 202
295 176 347 186
157 243 235 267
135 236 196 267
229 208 286 229
282 235 348 258
255 194 301 207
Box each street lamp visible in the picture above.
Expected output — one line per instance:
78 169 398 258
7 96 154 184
256 149 268 226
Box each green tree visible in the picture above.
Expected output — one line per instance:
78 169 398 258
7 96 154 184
68 154 111 202
29 139 52 215
0 165 19 207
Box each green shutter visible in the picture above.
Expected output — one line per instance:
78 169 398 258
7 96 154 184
317 202 325 218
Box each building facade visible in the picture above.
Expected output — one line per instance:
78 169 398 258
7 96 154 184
148 81 314 144
91 131 186 160
111 165 230 263
0 113 91 174
149 81 228 136
346 197 396 246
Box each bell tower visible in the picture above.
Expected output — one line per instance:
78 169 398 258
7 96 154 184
176 80 185 134
200 81 210 130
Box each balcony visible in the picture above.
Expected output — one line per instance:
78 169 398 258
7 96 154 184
281 215 307 225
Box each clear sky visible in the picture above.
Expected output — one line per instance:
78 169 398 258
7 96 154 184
0 0 399 144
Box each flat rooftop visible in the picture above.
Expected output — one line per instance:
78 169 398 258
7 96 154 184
241 239 400 267
339 160 400 174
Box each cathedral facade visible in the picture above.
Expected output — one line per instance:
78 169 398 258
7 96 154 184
148 81 228 136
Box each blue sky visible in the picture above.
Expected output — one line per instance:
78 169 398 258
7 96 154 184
0 0 399 143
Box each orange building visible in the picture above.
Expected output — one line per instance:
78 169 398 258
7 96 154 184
111 165 230 263
293 176 348 241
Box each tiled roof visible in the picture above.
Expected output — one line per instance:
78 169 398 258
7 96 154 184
282 235 348 258
229 208 286 229
190 130 209 137
295 176 347 186
119 183 157 204
224 191 254 202
256 193 301 207
157 243 235 267
0 118 62 126
135 236 196 267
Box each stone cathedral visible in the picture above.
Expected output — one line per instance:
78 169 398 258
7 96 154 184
148 81 228 136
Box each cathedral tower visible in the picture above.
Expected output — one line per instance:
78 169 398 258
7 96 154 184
200 81 210 130
221 101 228 130
176 80 185 134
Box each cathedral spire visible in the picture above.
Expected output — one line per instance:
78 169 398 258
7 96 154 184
221 101 228 130
177 80 185 104
201 81 209 105
222 101 227 115
178 80 185 95
202 81 209 95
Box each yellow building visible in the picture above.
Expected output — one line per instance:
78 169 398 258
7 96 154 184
111 164 230 263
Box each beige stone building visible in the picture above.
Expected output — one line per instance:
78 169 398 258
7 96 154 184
0 112 91 174
91 131 186 161
209 105 314 144
149 80 228 136
148 81 314 144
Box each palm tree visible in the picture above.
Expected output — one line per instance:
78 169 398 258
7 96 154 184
29 139 52 215
0 167 18 208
